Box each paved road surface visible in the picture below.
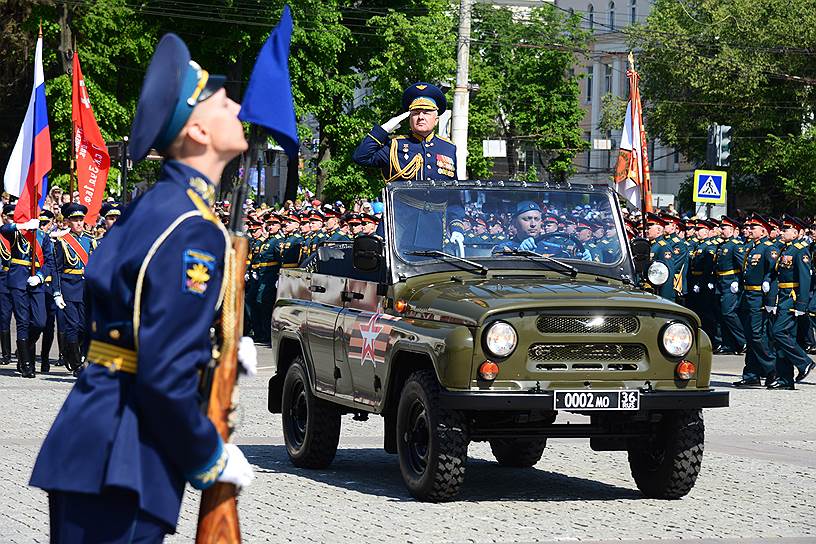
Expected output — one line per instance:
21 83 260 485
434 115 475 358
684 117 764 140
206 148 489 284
0 349 813 543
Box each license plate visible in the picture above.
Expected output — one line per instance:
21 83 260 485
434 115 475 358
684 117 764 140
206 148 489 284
554 390 640 411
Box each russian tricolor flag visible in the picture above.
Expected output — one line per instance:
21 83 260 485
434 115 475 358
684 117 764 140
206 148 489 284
3 33 51 223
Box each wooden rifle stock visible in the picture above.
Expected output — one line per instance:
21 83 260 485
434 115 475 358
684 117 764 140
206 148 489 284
196 233 249 543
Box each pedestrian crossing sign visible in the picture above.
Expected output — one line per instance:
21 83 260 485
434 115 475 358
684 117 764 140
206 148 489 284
693 170 727 204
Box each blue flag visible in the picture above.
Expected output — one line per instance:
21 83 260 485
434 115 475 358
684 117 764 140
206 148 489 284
239 5 299 158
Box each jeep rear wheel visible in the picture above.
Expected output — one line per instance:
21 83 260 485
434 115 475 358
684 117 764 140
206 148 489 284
396 369 468 501
489 439 547 468
281 358 341 469
627 409 705 499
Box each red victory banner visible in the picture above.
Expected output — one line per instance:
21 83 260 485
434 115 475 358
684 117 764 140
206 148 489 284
72 52 110 225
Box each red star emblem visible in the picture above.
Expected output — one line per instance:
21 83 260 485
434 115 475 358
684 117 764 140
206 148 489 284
359 313 383 366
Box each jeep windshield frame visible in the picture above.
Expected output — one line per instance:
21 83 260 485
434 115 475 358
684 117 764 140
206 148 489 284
383 180 635 283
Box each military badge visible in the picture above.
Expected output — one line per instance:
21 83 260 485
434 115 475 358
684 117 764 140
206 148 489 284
722 248 728 254
782 255 793 267
183 248 215 296
673 247 680 254
664 251 672 260
770 250 779 258
804 255 810 264
750 253 761 265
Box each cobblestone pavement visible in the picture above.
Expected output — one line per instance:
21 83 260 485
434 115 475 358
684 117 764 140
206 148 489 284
0 349 814 543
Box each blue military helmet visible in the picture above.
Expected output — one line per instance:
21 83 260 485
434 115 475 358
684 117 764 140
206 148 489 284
61 202 88 219
129 33 228 163
401 82 447 115
513 200 541 217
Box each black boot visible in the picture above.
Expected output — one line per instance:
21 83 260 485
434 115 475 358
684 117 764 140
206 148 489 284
0 330 11 365
68 342 85 377
40 328 53 374
17 340 34 378
55 332 65 366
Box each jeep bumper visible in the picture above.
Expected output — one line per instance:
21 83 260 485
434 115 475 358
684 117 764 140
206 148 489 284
437 388 729 411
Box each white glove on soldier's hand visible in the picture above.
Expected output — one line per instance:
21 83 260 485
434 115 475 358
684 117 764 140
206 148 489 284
692 285 700 293
518 237 537 252
17 219 40 231
764 305 777 314
54 294 67 310
449 231 466 257
26 275 42 287
762 281 770 293
794 310 806 317
237 336 257 378
381 111 410 133
707 283 714 290
730 281 739 294
217 443 254 489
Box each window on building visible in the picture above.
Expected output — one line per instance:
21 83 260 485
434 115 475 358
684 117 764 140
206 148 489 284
608 1 615 30
588 5 594 30
630 0 637 24
586 65 593 102
604 64 613 94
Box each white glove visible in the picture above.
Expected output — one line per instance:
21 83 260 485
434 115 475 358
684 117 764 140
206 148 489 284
764 305 777 314
692 285 700 293
17 219 40 231
217 443 254 489
707 283 714 290
381 111 410 133
762 281 770 293
26 275 42 287
730 281 739 294
449 231 465 257
237 336 257 377
519 237 537 252
794 310 806 317
54 294 67 310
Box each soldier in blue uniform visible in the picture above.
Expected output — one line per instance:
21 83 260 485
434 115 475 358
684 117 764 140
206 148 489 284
352 82 465 252
715 216 747 354
0 207 55 378
37 209 59 373
734 214 779 387
30 34 253 541
99 202 123 235
51 203 97 376
768 216 815 389
0 204 14 366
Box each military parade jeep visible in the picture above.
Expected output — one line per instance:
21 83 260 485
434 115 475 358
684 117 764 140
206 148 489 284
267 181 729 501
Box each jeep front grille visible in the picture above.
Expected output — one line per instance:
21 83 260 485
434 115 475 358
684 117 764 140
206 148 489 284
528 343 645 371
536 315 639 335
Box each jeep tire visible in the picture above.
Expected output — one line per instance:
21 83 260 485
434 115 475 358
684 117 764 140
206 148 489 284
281 358 341 469
489 438 547 468
627 409 705 499
396 369 468 501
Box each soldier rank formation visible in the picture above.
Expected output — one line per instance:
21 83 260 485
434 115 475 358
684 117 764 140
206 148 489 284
641 211 816 390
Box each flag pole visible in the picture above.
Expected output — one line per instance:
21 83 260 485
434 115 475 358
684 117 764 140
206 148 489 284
628 51 647 239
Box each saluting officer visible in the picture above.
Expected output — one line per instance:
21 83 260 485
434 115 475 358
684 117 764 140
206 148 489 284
0 204 14 366
715 216 747 354
0 206 56 378
30 34 253 540
52 203 97 376
734 214 779 387
768 216 815 389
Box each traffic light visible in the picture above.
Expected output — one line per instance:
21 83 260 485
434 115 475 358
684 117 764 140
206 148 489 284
718 125 732 167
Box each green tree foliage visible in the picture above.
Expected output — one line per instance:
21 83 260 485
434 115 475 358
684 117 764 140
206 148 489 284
628 0 816 212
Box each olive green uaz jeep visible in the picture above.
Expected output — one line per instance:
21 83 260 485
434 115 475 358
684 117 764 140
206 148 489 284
268 181 728 501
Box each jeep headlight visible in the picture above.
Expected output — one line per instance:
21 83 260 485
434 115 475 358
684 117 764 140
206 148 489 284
661 321 693 357
648 261 669 286
484 321 517 358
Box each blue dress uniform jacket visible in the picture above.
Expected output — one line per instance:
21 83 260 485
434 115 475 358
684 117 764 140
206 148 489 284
30 161 231 531
352 125 457 182
0 226 55 290
738 237 779 380
771 240 812 384
649 236 676 299
53 233 97 302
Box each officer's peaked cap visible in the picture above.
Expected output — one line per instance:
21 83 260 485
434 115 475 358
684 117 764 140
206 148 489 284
61 203 88 219
402 82 447 115
129 33 227 163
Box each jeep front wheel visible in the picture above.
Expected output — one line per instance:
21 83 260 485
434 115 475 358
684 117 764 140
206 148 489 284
489 438 547 468
281 358 341 469
627 409 705 499
396 369 468 501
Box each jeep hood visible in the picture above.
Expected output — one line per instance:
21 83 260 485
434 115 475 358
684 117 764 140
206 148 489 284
402 275 697 326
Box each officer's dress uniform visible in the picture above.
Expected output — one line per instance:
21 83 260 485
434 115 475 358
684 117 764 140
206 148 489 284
53 218 97 372
771 238 813 387
0 225 13 365
669 233 689 303
738 236 779 383
0 223 55 376
249 236 281 344
689 237 718 345
280 229 305 268
649 235 676 299
715 235 747 352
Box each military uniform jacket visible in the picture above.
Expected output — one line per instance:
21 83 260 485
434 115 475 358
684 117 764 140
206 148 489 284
352 124 457 181
30 161 231 530
715 237 745 289
0 233 10 295
280 233 305 268
775 240 810 312
0 225 55 291
667 235 688 295
740 237 779 307
53 232 97 302
649 236 676 299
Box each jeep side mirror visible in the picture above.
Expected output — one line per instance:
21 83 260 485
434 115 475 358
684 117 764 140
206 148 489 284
629 237 650 277
353 235 383 271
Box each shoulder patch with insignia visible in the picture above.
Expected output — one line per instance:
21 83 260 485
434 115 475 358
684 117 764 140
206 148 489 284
183 248 215 296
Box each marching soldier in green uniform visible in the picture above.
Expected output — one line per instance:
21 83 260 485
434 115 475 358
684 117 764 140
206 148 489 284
689 220 719 348
734 214 779 387
249 218 283 345
661 213 688 302
715 216 747 354
768 216 815 389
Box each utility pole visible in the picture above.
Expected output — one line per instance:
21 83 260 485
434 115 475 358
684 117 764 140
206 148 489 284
450 0 471 180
